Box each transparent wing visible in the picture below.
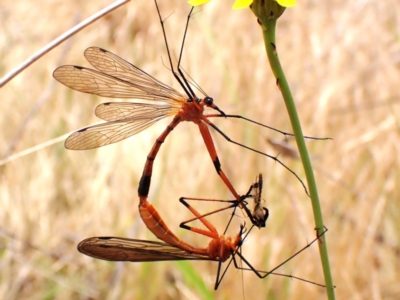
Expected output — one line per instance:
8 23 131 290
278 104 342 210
65 116 165 150
85 47 184 101
94 102 175 122
53 64 183 105
78 237 214 262
53 47 185 105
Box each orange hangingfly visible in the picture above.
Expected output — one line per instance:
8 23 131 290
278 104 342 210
77 232 327 290
52 1 320 223
136 173 261 260
78 178 328 290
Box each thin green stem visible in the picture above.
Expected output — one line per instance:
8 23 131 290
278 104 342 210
257 17 335 300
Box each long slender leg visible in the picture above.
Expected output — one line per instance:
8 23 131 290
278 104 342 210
200 123 268 229
197 122 247 208
202 117 309 195
178 170 268 230
178 198 221 239
227 227 329 287
205 114 331 141
154 0 195 99
139 193 231 252
179 197 239 226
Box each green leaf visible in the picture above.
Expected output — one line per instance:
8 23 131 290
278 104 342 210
174 261 214 300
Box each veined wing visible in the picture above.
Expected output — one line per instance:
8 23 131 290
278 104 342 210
252 173 267 225
65 117 163 150
94 102 177 122
53 63 184 105
84 47 184 103
78 237 214 262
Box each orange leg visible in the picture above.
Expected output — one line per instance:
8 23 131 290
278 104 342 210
179 174 268 234
138 194 242 261
197 121 242 201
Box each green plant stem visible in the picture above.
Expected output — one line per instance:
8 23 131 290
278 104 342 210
261 18 336 299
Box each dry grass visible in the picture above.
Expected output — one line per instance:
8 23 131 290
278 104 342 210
1 0 400 299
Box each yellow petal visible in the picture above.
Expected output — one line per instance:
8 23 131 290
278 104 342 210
232 0 253 10
188 0 211 6
277 0 297 7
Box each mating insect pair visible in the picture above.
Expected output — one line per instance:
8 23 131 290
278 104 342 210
53 0 327 291
78 174 327 289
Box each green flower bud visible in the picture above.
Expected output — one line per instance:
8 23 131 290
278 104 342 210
251 0 286 23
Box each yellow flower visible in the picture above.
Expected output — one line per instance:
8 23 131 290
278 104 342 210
232 0 253 9
188 0 296 9
276 0 296 7
188 0 210 5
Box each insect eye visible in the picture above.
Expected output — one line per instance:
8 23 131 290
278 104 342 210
204 96 214 106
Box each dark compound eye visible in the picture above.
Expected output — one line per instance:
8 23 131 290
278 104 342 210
204 96 213 105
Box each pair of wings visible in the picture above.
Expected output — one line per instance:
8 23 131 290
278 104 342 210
53 47 186 150
61 50 216 261
78 237 216 262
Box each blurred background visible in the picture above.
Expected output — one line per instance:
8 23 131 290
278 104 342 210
1 0 399 299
